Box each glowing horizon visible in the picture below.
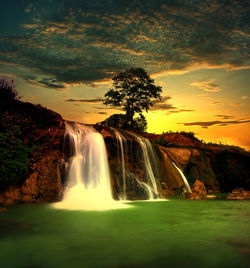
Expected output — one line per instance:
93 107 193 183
0 1 249 150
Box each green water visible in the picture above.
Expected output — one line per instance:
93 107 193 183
0 200 250 268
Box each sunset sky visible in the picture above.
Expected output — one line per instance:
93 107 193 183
0 0 249 149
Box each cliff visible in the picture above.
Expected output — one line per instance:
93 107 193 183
0 98 249 204
0 98 65 204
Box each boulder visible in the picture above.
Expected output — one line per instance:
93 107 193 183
4 186 22 201
185 179 207 200
207 195 217 199
227 188 250 200
0 150 63 205
21 172 39 197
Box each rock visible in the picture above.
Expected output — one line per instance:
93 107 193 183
100 128 114 138
163 148 191 170
185 179 207 200
205 147 250 193
5 199 15 205
22 195 36 203
21 172 39 197
227 188 250 200
159 147 186 195
0 207 7 213
4 186 22 201
0 150 63 205
36 151 63 201
207 195 217 199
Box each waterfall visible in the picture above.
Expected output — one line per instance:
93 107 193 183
172 162 192 193
128 132 160 199
113 129 127 200
54 122 129 211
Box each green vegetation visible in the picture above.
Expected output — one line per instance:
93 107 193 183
104 68 162 130
0 79 62 191
101 113 147 132
204 141 247 153
0 81 33 190
0 121 32 190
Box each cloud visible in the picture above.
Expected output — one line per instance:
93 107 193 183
65 98 105 103
0 0 249 88
167 109 194 114
241 96 249 100
212 101 222 105
215 114 234 120
94 106 122 111
150 96 176 111
179 119 250 128
230 102 244 107
97 112 107 115
190 80 221 92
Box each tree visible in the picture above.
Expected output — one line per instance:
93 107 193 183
103 68 162 128
133 114 147 132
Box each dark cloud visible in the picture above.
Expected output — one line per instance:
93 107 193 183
0 0 249 88
168 109 194 114
65 98 105 103
150 96 176 111
215 114 234 120
94 106 121 111
179 119 250 128
97 112 107 115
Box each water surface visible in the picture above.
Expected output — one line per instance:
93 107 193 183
0 199 249 268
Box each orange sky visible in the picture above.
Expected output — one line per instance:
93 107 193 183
13 66 249 150
0 1 249 149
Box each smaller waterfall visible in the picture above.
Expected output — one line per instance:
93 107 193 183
113 129 127 200
172 162 192 193
128 132 160 199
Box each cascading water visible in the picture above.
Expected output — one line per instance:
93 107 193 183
113 129 127 200
54 122 129 210
128 132 160 199
172 162 192 193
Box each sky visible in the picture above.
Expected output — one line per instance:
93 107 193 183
0 0 249 149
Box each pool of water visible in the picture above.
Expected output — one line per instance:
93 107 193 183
0 199 249 268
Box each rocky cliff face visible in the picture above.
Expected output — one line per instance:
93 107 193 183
142 133 249 193
204 146 250 192
0 99 65 204
0 104 249 205
98 127 164 200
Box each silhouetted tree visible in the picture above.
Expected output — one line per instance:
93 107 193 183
104 68 162 128
0 79 18 110
133 114 147 132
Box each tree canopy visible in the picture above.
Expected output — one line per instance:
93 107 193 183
103 68 162 129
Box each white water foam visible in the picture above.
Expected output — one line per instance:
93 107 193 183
54 122 130 211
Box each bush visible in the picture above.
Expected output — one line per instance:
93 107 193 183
0 132 31 191
0 79 18 111
100 113 147 132
0 112 36 191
